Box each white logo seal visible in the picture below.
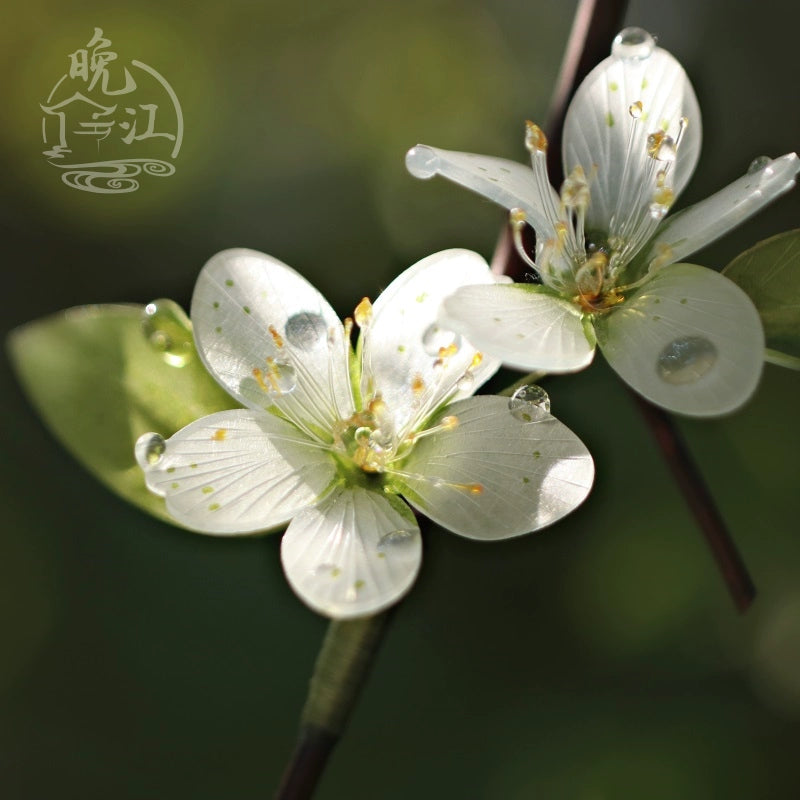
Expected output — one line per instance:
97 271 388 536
41 28 183 194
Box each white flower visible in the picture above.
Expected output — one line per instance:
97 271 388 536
406 27 800 417
135 248 594 618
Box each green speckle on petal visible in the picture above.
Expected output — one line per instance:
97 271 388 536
680 298 688 304
397 345 406 353
416 293 428 303
215 326 222 333
331 568 341 578
377 552 386 559
609 81 618 91
522 476 530 484
171 482 179 489
243 306 251 314
605 112 614 127
166 467 176 474
213 301 219 309
190 463 198 469
225 279 234 287
354 580 365 590
208 503 220 511
653 315 661 321
660 119 669 132
654 298 661 304
641 77 649 89
201 486 213 494
533 451 541 459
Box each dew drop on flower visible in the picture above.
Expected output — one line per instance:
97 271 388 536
284 311 327 349
508 384 551 422
405 145 440 179
456 372 475 391
612 27 656 60
141 299 194 367
377 529 416 554
422 323 462 356
747 155 771 174
656 336 718 385
135 432 166 469
269 362 297 395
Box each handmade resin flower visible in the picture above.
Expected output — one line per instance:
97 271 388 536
406 28 800 416
135 248 594 618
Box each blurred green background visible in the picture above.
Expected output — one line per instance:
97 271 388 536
2 0 800 797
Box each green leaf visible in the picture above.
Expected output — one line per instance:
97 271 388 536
7 304 239 525
722 229 800 369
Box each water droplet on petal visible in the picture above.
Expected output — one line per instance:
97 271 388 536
509 384 551 422
612 27 656 60
747 155 771 174
284 311 327 349
141 299 194 367
135 432 166 469
456 372 475 391
422 323 462 356
269 361 297 395
657 336 718 385
405 145 439 179
377 529 416 553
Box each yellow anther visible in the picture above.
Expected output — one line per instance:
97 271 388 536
470 352 483 369
354 297 373 327
268 325 284 348
628 100 643 119
211 428 227 441
560 165 590 210
524 121 548 153
652 186 674 207
343 317 354 339
509 208 527 231
440 415 459 431
252 367 268 392
411 374 425 395
368 395 386 416
438 343 458 360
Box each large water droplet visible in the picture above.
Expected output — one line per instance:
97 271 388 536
377 529 417 554
141 299 194 367
509 384 551 422
285 311 327 349
747 155 772 174
422 323 462 356
657 336 718 385
135 432 166 469
405 145 439 179
612 27 656 60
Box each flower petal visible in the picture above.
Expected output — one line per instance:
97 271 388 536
281 487 422 618
440 283 595 372
393 396 594 540
191 249 354 435
595 264 765 416
138 409 336 534
563 37 701 231
634 153 800 269
363 249 500 434
405 144 558 233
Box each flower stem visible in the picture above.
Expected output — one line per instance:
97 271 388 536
275 612 392 799
492 0 756 613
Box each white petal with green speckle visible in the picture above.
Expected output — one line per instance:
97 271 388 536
192 249 354 435
440 283 595 372
595 264 764 416
363 249 500 434
394 396 594 540
281 486 422 618
140 409 336 534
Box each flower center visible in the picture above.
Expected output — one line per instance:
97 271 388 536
512 111 689 313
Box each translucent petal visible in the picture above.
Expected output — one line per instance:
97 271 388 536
281 487 422 618
394 396 594 540
405 144 558 234
139 409 336 534
439 283 595 372
635 153 800 269
363 249 500 434
563 45 701 231
595 264 765 416
191 249 354 435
